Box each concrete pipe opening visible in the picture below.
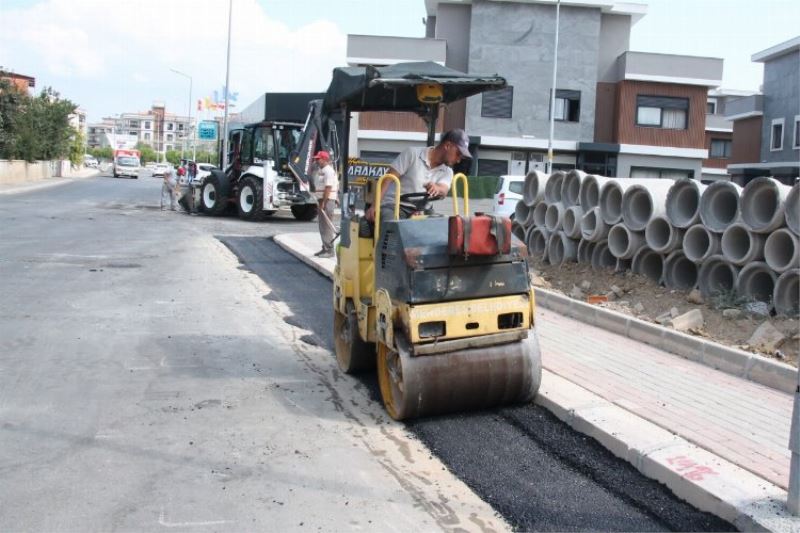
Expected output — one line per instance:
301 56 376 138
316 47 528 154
579 175 609 210
599 182 624 225
514 201 531 226
736 262 777 309
545 202 565 232
740 177 790 233
529 227 551 260
563 206 584 239
523 170 549 207
561 169 586 207
645 215 683 254
699 181 741 232
532 202 548 228
544 171 565 204
721 223 766 266
512 221 527 243
580 207 609 242
785 183 799 235
774 269 800 316
548 231 577 266
666 178 706 228
616 258 632 273
697 255 739 299
632 247 664 284
621 186 654 231
577 239 596 264
683 224 721 263
765 228 800 273
664 251 698 290
608 223 645 260
591 241 616 271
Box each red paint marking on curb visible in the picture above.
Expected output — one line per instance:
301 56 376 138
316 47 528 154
666 455 720 481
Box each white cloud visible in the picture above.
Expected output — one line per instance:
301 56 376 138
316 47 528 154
0 0 347 119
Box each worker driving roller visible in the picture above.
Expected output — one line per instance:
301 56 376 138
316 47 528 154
364 129 471 222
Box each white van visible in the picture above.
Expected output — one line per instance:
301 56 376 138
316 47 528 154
492 175 525 219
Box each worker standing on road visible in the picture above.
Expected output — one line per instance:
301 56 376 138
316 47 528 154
365 128 471 223
160 167 179 211
313 150 339 258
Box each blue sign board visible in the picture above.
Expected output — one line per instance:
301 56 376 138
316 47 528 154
197 120 218 141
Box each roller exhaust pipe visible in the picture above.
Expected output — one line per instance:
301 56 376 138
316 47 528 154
544 171 566 204
697 255 740 299
580 207 610 242
740 176 791 233
645 215 684 254
785 183 799 235
765 228 800 273
621 181 674 231
577 238 596 264
563 206 584 239
532 201 548 228
721 222 766 266
608 223 645 260
774 269 800 316
579 174 611 210
699 181 742 233
523 170 549 207
547 231 578 266
529 227 551 261
666 178 707 229
545 202 565 232
664 250 699 290
632 247 665 284
591 240 616 270
683 224 722 263
736 262 777 311
561 169 587 207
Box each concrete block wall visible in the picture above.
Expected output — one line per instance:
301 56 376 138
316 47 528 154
0 160 71 184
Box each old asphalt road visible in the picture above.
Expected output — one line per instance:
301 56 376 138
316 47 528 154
0 173 734 531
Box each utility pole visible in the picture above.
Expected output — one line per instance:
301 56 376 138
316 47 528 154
221 0 233 170
546 0 561 175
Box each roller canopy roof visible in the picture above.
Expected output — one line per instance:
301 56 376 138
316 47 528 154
322 61 507 113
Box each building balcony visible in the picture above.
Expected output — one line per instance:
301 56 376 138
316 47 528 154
615 51 723 87
705 113 733 131
724 95 764 121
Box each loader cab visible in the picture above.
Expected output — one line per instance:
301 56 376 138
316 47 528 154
228 123 302 179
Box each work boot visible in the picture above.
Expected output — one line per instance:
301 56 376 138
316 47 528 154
317 250 334 258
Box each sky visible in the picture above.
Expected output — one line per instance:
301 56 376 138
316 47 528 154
0 0 798 124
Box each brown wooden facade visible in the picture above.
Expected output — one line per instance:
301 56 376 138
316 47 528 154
703 130 733 169
613 80 707 148
729 116 762 165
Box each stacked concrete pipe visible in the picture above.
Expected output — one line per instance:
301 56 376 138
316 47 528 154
608 223 645 260
599 178 655 225
523 170 549 207
774 269 800 316
785 183 799 235
765 228 800 273
579 174 611 210
532 201 548 228
561 169 587 207
580 207 610 242
512 221 527 243
548 231 578 266
514 200 532 226
544 171 566 203
736 262 778 310
666 178 707 229
591 240 616 270
632 247 665 284
683 224 722 263
721 222 766 266
563 206 584 239
740 177 792 233
664 250 699 290
545 202 565 232
645 215 684 254
621 180 675 231
577 239 596 264
699 181 742 233
697 255 740 299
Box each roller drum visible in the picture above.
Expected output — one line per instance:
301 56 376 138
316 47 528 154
378 332 542 421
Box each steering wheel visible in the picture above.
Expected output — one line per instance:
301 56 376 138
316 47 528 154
399 191 441 211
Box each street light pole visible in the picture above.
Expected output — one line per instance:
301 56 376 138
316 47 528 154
546 0 561 175
170 68 193 162
221 0 233 170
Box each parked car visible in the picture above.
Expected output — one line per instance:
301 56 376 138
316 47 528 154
152 163 171 178
83 154 98 168
492 174 525 219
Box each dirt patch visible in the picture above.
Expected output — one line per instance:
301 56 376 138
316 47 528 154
531 259 799 369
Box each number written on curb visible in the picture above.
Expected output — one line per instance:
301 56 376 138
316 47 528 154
666 455 719 481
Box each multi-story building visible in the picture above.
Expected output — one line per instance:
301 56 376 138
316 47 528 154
87 102 193 154
701 89 757 182
726 36 800 185
0 69 35 93
350 0 726 180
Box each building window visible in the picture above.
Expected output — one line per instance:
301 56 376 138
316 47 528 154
477 159 509 176
144 132 151 141
167 123 174 131
178 123 184 131
630 166 693 180
706 99 717 114
166 133 173 141
770 118 784 151
793 115 799 149
144 121 151 130
710 139 731 159
636 96 688 129
128 131 136 136
552 89 580 122
481 87 513 119
129 120 139 128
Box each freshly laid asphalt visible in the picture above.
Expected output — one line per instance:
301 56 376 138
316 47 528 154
221 235 734 532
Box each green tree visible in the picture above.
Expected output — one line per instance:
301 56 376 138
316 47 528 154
89 146 113 162
165 149 181 165
69 129 85 166
11 87 76 162
134 142 157 164
0 79 25 158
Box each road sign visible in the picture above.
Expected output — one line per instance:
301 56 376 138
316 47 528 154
197 120 218 141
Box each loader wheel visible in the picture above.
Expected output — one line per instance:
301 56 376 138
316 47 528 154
237 176 270 222
334 301 375 373
291 204 318 221
200 174 227 216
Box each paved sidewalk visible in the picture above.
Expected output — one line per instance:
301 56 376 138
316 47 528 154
0 168 99 195
275 230 800 532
